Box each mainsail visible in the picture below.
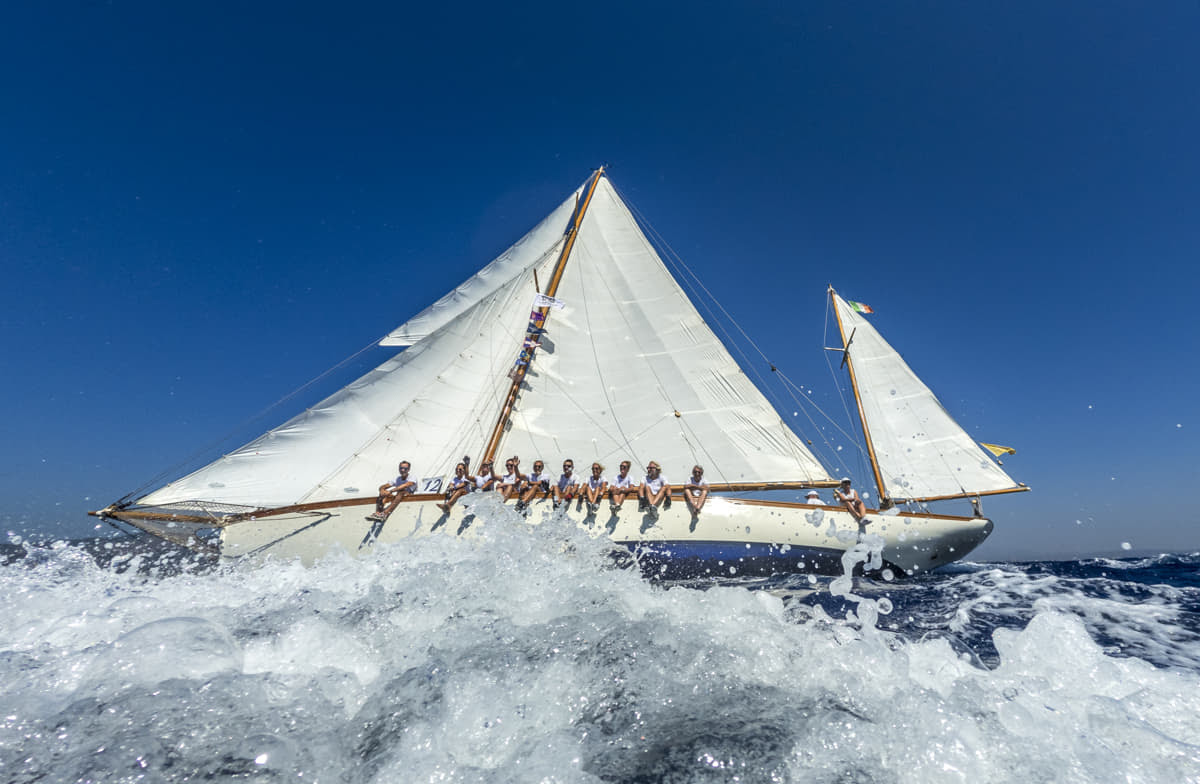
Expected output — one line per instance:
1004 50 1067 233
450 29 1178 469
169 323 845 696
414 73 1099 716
832 292 1021 501
137 173 833 511
499 177 831 485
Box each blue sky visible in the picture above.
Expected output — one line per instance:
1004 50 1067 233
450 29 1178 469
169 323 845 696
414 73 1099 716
2 2 1196 560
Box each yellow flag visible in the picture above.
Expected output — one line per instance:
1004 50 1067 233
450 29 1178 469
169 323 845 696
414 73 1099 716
980 442 1016 457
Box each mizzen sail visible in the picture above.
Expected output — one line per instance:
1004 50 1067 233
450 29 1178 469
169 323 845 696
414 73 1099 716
832 292 1021 501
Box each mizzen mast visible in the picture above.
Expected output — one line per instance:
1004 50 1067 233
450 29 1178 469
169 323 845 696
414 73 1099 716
829 286 890 505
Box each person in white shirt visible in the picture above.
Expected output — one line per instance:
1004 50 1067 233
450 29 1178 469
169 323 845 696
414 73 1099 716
608 460 639 511
517 459 551 510
473 461 497 492
498 458 525 502
581 462 608 513
437 462 471 512
683 465 709 517
805 490 823 505
553 459 579 509
833 477 867 521
638 461 670 517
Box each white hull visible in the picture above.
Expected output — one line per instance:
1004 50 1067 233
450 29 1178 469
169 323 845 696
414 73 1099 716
212 495 992 577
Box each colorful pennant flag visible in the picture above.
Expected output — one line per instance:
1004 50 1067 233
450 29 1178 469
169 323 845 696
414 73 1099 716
848 300 874 314
980 442 1016 458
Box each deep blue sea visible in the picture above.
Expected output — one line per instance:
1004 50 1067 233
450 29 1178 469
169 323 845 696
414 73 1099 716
3 513 1199 783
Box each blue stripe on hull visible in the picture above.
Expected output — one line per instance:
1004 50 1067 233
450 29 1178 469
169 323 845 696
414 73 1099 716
616 540 900 580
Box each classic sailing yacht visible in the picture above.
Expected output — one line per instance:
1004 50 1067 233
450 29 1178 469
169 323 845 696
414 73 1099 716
93 169 1027 577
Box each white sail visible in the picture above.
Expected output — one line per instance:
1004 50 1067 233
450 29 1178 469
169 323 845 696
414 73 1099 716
833 293 1020 500
139 224 564 509
498 178 832 485
138 174 831 511
378 192 579 346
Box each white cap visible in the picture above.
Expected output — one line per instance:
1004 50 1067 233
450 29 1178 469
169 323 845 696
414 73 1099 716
805 490 819 497
840 477 851 483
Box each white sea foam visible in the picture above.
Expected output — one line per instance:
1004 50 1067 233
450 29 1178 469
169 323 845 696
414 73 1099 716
2 517 1199 782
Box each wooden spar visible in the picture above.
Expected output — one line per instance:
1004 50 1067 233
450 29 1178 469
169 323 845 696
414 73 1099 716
904 485 1031 504
97 480 997 541
92 478 847 527
477 167 605 466
829 286 890 503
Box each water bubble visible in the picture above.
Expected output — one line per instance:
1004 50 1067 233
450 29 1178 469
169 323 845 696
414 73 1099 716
1121 542 1132 550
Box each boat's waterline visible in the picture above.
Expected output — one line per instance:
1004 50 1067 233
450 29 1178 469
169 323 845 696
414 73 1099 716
162 494 989 577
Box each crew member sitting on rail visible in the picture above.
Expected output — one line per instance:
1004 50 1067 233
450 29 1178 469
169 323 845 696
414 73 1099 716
473 461 497 492
683 465 709 518
553 459 578 509
833 477 867 521
437 462 471 512
517 459 552 511
582 463 608 513
638 461 670 517
498 458 525 502
608 460 639 511
371 460 416 521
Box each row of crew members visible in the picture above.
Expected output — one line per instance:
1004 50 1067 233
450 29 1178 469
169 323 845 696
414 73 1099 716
373 458 864 522
372 457 706 519
438 457 703 518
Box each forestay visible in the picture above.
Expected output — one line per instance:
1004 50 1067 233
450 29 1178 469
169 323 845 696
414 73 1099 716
833 293 1020 500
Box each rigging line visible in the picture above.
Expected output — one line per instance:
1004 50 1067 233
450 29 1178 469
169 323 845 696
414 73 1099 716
626 208 785 412
617 186 827 465
824 306 862 451
610 186 765 366
772 366 864 456
826 345 873 489
625 188 867 487
124 237 569 504
673 413 732 484
574 236 742 482
771 370 862 477
624 195 771 367
117 332 397 505
517 360 633 457
576 242 641 462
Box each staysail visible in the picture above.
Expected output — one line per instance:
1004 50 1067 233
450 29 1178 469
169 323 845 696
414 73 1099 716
832 292 1022 501
137 173 832 511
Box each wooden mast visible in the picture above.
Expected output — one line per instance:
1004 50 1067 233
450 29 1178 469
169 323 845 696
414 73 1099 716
829 286 890 504
477 167 606 467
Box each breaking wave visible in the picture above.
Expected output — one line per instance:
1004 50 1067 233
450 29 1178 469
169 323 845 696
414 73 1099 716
3 509 1199 782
